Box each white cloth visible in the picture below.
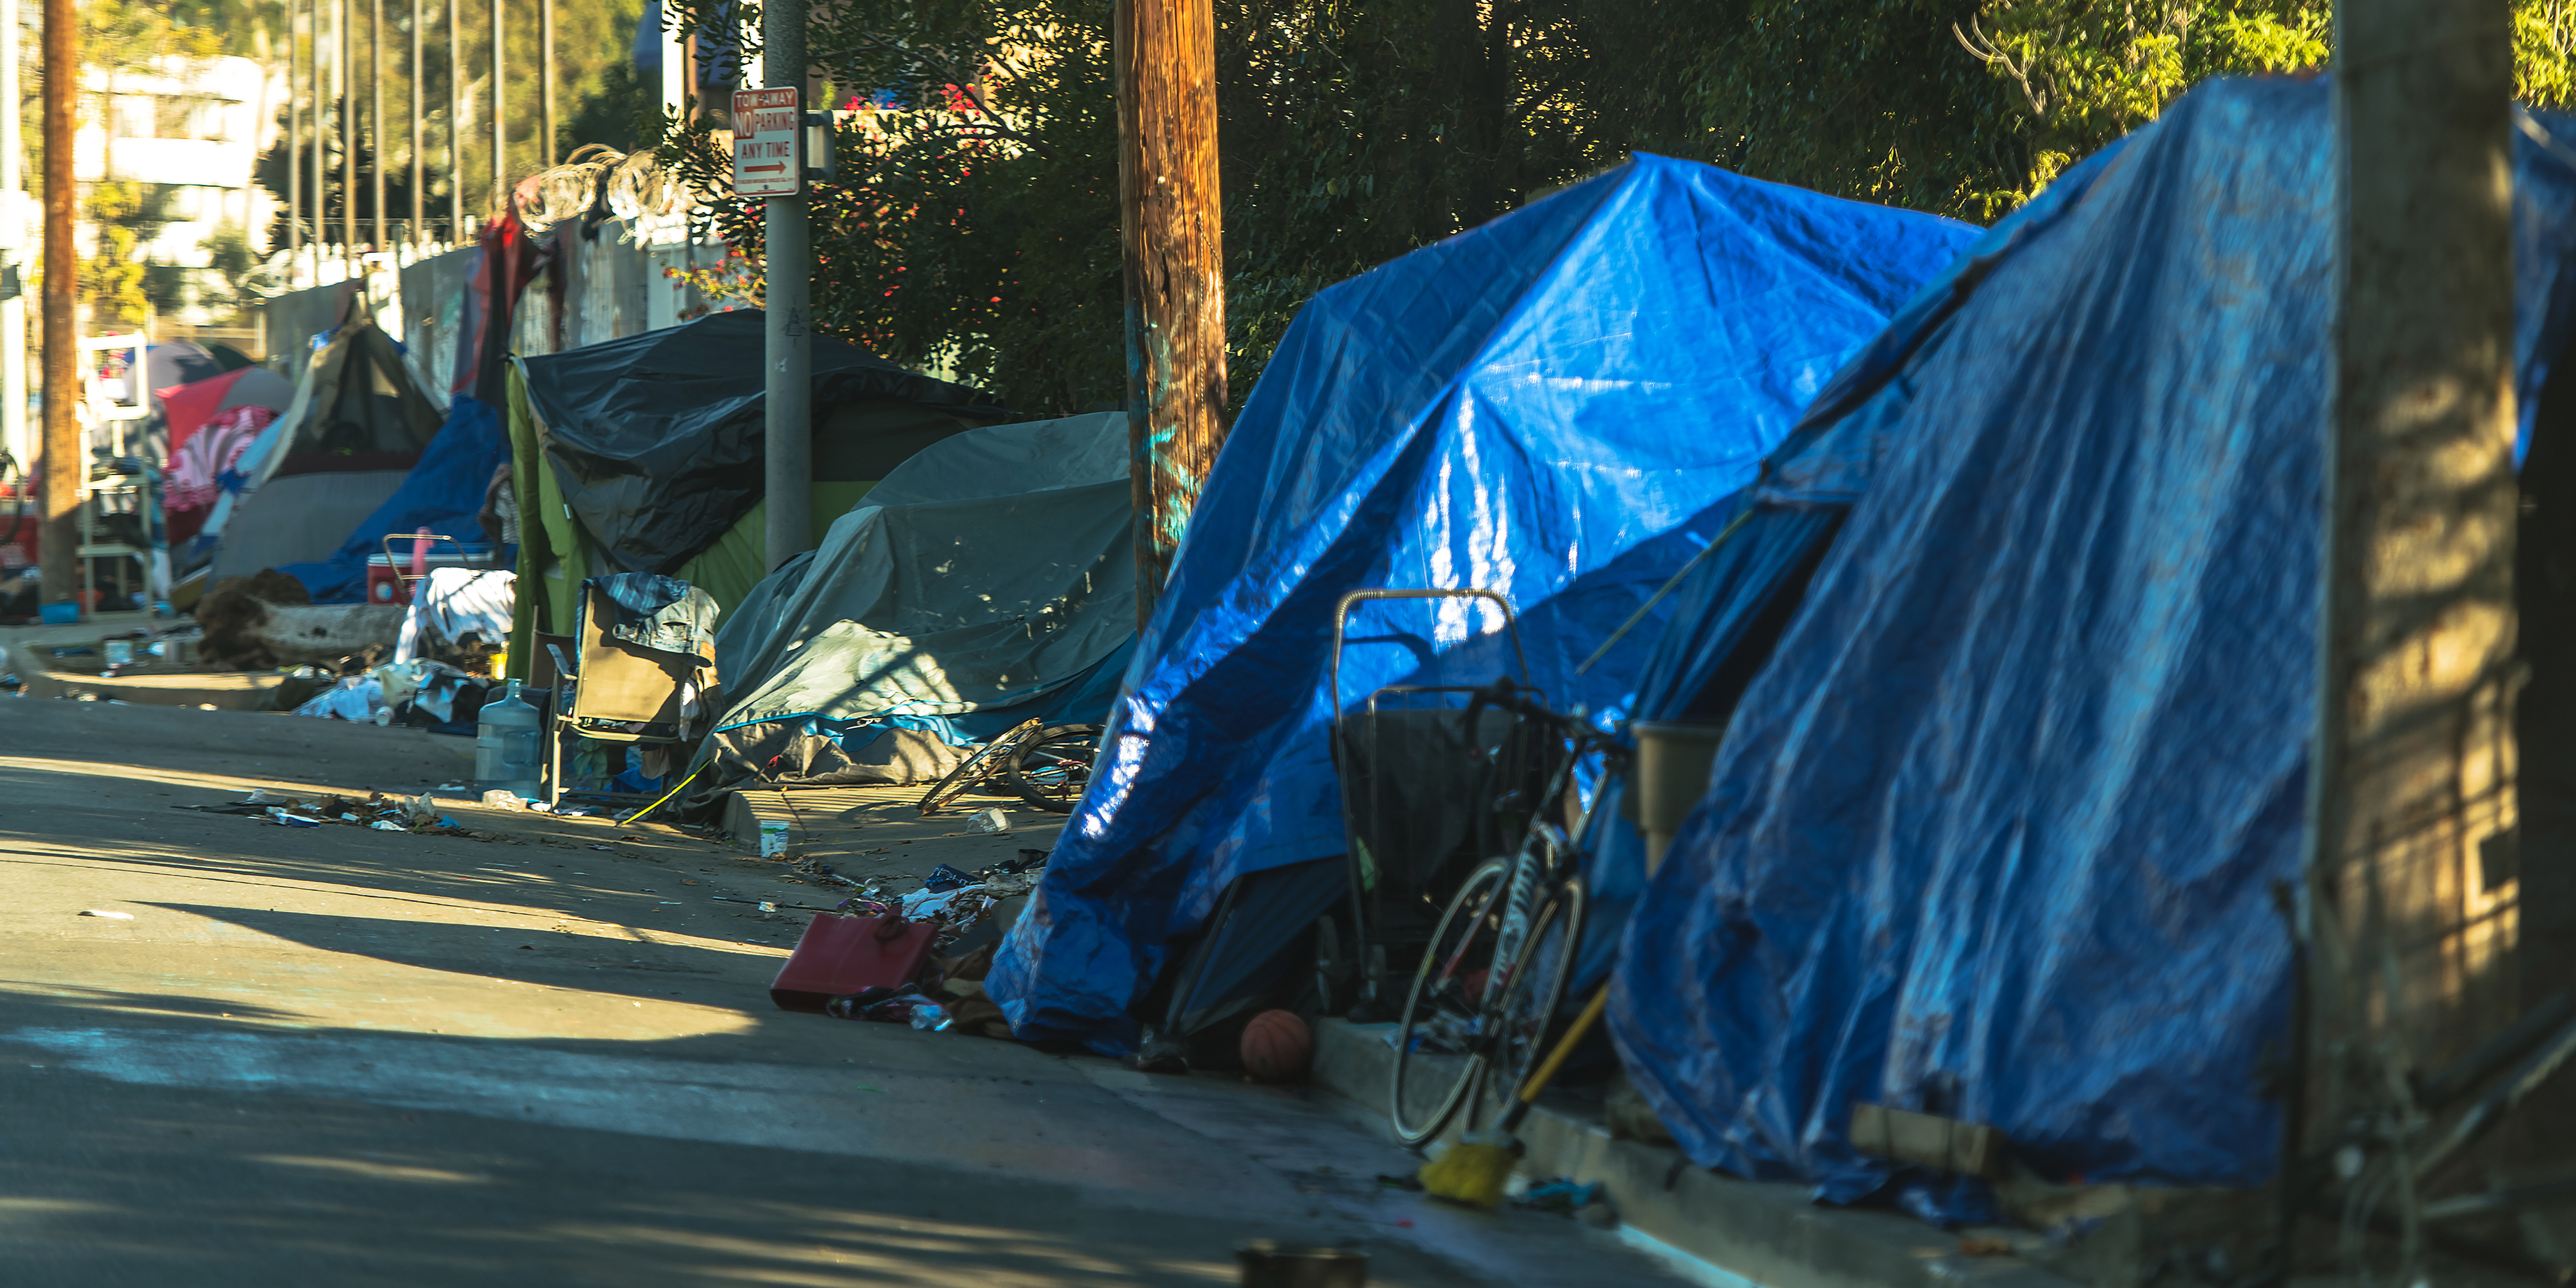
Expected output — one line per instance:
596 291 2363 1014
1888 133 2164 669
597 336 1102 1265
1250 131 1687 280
396 568 517 664
291 676 384 721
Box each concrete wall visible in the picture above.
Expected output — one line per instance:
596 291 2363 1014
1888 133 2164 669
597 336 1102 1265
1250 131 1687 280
254 223 737 401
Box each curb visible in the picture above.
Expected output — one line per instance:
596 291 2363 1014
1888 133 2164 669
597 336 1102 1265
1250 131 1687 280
1313 1018 2078 1288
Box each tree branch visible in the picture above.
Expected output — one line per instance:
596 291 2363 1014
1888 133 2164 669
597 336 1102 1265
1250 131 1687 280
815 32 1057 161
1952 16 2050 117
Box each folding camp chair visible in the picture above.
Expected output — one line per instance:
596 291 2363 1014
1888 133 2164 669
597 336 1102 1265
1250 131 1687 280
543 577 721 808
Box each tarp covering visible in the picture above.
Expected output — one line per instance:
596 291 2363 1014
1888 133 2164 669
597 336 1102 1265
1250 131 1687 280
202 319 446 581
699 412 1138 788
1608 79 2576 1218
274 396 509 603
519 308 1009 576
983 153 1980 1053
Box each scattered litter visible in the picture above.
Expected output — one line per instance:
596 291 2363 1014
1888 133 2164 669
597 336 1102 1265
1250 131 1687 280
922 863 977 893
899 885 984 920
269 809 322 828
758 819 791 858
246 789 271 804
78 910 134 920
436 783 466 791
759 901 778 913
369 820 406 832
481 789 524 810
1510 1178 1602 1215
965 807 1011 835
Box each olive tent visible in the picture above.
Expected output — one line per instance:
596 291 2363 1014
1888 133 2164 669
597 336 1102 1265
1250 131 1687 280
503 309 1009 669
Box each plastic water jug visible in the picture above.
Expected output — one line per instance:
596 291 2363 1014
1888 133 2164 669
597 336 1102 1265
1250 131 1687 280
474 679 546 800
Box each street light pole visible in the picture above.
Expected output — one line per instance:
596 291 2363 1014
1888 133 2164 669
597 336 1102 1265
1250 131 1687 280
1116 0 1225 629
446 0 459 238
310 0 325 276
340 0 356 267
371 0 385 251
410 0 422 247
489 0 503 216
539 0 555 168
761 0 811 571
1 0 27 474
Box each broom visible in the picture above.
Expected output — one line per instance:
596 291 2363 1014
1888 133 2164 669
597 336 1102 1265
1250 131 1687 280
1417 983 1611 1207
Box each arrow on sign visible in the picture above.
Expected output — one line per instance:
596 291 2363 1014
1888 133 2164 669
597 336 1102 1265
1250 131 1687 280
744 163 788 173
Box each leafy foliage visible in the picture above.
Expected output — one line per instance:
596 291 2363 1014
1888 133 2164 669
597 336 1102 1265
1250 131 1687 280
651 0 1696 416
649 0 2576 417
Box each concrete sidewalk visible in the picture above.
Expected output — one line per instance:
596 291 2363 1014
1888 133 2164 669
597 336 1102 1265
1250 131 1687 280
0 692 1694 1285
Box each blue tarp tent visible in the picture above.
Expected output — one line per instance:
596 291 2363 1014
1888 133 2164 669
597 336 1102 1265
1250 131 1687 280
1608 78 2576 1221
276 396 506 603
984 153 1979 1051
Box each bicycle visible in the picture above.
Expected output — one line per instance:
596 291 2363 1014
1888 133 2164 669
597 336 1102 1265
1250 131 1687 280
1387 680 1627 1147
915 718 1105 816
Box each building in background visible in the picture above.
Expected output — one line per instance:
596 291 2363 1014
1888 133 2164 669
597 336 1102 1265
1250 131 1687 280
70 54 283 331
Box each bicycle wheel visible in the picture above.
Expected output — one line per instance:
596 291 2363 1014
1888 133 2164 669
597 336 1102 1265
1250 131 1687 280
1485 875 1585 1112
1008 723 1101 814
1389 858 1509 1147
915 718 1042 816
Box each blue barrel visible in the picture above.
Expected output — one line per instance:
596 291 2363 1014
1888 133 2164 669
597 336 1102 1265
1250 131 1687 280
474 680 547 800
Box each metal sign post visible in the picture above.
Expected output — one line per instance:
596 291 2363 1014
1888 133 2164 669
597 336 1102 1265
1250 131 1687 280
742 1 811 572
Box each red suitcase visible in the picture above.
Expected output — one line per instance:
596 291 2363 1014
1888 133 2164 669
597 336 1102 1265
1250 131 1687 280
770 913 941 1011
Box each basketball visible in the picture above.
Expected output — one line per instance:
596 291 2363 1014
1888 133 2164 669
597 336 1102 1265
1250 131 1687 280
1240 1009 1314 1083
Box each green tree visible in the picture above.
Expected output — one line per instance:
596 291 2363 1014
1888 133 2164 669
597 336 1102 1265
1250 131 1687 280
651 0 1690 414
643 0 2576 418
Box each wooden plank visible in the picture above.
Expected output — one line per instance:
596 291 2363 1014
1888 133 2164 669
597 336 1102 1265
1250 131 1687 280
1850 1103 2007 1179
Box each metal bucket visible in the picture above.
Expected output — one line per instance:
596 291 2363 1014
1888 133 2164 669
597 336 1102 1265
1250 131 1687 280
1631 721 1727 875
1237 1240 1367 1288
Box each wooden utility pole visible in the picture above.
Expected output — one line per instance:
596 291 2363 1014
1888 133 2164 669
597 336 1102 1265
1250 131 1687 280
37 0 75 612
1116 0 1225 628
2306 0 2519 1265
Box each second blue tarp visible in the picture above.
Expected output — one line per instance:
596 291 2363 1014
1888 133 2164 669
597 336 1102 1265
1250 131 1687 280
1608 79 2576 1218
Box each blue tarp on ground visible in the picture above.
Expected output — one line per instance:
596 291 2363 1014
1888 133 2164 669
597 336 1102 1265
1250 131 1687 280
277 396 505 603
984 153 1980 1052
1608 78 2576 1220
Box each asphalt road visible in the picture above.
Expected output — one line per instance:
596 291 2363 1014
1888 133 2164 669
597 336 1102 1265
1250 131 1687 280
0 692 1691 1286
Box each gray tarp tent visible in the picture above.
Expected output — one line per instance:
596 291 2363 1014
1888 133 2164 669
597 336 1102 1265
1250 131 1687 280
697 412 1136 790
206 318 446 584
